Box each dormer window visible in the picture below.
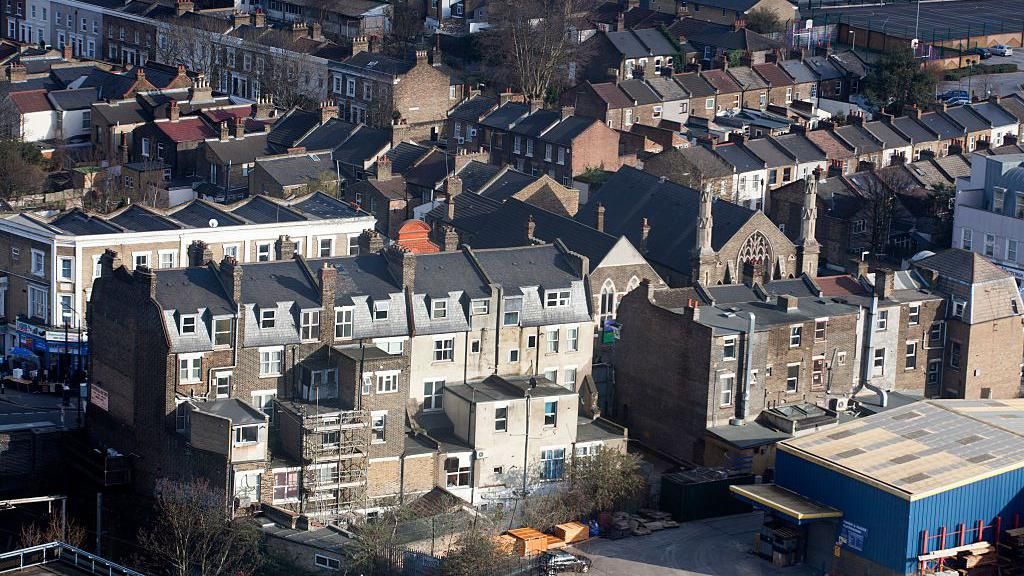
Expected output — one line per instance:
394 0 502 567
213 318 232 346
373 301 389 321
544 289 571 308
952 298 966 319
432 299 448 319
471 299 489 315
179 315 197 335
260 309 276 329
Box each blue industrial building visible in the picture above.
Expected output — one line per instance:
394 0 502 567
732 399 1024 575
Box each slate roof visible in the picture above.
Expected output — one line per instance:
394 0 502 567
863 120 911 148
995 94 1024 122
891 116 938 144
714 142 765 172
509 109 560 137
778 60 817 85
914 249 1022 324
829 51 867 78
291 118 357 152
386 142 430 174
645 76 690 101
690 0 770 11
404 148 453 188
206 134 271 164
425 190 503 233
49 210 121 235
542 116 598 145
919 111 965 140
971 101 1017 127
267 108 320 151
257 151 335 187
169 201 244 228
154 267 235 316
47 88 98 111
803 56 844 81
745 138 794 168
108 205 180 232
590 82 634 108
671 18 781 52
469 197 620 264
230 195 307 223
619 79 661 105
773 133 826 162
943 106 989 133
476 168 538 201
290 191 362 220
752 63 793 87
240 259 322 309
341 51 416 77
669 146 734 179
448 95 498 121
727 66 768 90
471 244 580 294
605 29 675 58
835 124 882 153
455 160 502 193
480 102 530 130
156 118 217 143
193 398 266 425
673 73 716 98
577 166 757 274
701 69 742 94
331 125 390 168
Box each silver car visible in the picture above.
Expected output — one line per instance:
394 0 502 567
992 45 1014 56
541 550 592 574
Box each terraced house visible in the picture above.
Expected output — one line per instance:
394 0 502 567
87 238 621 520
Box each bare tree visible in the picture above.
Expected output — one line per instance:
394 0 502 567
136 478 264 576
859 166 913 258
19 514 88 548
480 0 593 101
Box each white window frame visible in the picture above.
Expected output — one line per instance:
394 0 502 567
546 328 560 354
258 346 283 377
876 310 888 331
373 300 389 321
785 363 800 392
314 554 341 571
132 251 150 269
300 309 320 341
433 336 455 362
318 237 333 258
423 379 444 411
545 289 571 308
335 307 353 339
495 405 508 432
158 250 177 269
567 327 579 352
233 424 259 446
376 370 400 394
178 353 202 384
259 308 276 329
720 373 735 406
543 400 558 427
256 242 272 262
471 299 490 315
31 249 45 276
432 299 448 319
179 314 197 335
789 325 802 347
57 256 73 281
212 370 232 398
908 304 920 325
28 285 47 320
371 410 387 443
723 336 737 361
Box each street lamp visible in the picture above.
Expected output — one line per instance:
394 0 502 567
60 302 84 425
967 59 977 102
850 30 857 54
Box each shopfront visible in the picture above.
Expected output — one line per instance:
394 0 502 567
15 319 88 382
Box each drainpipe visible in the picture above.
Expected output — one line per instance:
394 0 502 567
730 312 756 426
853 294 888 407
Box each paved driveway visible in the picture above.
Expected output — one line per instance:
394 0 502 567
938 50 1024 98
568 513 820 576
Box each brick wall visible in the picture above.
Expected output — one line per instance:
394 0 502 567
392 56 455 140
569 122 621 177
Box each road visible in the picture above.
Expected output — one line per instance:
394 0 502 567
0 389 81 430
568 513 819 576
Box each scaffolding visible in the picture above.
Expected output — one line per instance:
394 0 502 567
300 407 370 523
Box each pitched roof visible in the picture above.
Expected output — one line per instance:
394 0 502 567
509 109 560 137
605 29 675 58
644 76 690 101
206 133 271 164
701 69 742 94
342 51 416 76
918 111 964 140
778 60 817 85
971 101 1017 127
448 95 498 122
589 82 634 109
155 118 217 143
891 115 938 144
455 160 502 193
477 168 538 201
713 141 765 172
727 66 768 90
386 141 430 174
480 101 530 130
673 72 716 98
773 132 827 162
619 79 661 105
751 63 793 87
744 137 794 168
10 89 52 113
803 56 844 81
257 151 335 187
267 108 320 151
542 116 599 145
47 87 98 111
806 129 856 159
835 124 882 153
943 106 989 133
863 120 910 148
577 166 758 275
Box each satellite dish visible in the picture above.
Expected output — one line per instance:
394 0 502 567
208 218 219 228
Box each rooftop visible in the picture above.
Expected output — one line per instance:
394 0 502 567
781 399 1024 500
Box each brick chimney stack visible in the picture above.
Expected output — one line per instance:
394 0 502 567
219 256 242 304
219 121 230 141
168 99 180 122
233 117 245 139
276 235 297 260
595 202 605 232
358 229 385 254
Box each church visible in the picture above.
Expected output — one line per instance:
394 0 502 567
577 166 820 287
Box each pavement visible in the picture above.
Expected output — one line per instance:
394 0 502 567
0 387 82 430
568 513 819 576
938 50 1024 99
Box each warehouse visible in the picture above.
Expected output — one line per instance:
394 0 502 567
731 399 1024 575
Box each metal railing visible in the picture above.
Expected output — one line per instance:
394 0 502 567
0 541 144 575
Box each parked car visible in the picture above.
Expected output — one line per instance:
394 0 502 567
945 97 971 106
967 46 992 59
992 45 1014 56
541 550 592 574
939 90 968 102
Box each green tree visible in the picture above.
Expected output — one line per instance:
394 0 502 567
864 45 937 115
0 139 47 199
745 8 784 34
568 446 645 515
726 49 743 68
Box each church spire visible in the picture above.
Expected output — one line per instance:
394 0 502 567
797 169 821 277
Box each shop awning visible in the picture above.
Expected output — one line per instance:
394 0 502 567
730 484 842 524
